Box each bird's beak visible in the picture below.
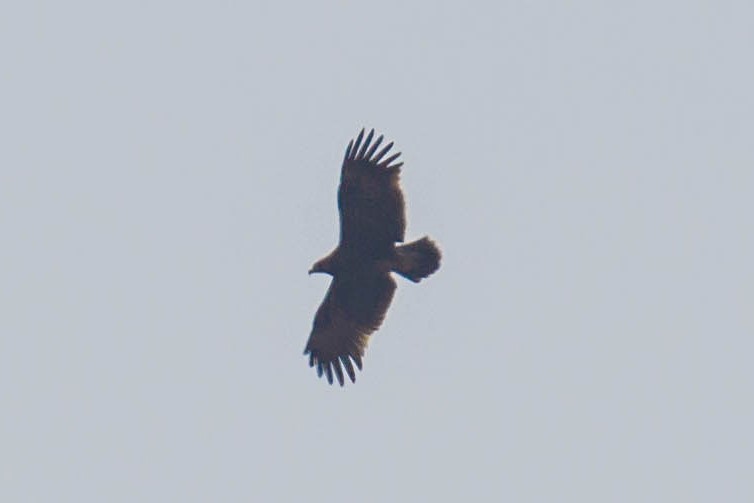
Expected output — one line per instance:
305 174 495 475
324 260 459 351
308 268 314 275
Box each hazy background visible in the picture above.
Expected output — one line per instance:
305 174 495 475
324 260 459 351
2 1 752 501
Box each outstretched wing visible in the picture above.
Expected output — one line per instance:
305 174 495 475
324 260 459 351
338 128 406 255
304 271 396 385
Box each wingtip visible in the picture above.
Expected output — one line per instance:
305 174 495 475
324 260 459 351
365 134 384 161
341 355 356 383
372 142 394 163
351 129 365 160
324 362 334 385
333 361 345 386
357 129 375 159
379 152 402 169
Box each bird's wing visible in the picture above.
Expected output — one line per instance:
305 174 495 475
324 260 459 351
338 128 406 254
304 271 396 385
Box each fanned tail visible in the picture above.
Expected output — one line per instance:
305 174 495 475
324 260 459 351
394 237 441 283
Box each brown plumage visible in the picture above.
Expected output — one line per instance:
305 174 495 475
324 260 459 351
304 128 441 385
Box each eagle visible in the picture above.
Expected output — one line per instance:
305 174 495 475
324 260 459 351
304 128 441 385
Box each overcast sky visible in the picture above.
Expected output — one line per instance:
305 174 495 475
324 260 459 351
2 1 752 501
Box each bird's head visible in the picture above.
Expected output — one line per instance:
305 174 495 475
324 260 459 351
309 253 336 276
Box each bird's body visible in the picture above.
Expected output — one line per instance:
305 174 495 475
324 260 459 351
305 129 441 385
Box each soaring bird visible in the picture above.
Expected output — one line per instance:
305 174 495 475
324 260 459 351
305 128 441 385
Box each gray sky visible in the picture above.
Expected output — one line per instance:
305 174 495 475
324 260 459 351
2 1 752 501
